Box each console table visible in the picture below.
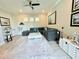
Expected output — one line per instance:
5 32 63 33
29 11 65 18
59 38 79 59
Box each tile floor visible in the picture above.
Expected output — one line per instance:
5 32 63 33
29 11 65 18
0 36 72 59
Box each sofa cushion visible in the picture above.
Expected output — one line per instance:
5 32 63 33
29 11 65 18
22 31 29 36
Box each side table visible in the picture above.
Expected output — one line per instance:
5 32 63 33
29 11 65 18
5 34 12 42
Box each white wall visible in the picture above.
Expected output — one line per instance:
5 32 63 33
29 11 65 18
0 10 13 29
48 0 79 37
11 13 48 29
9 13 48 36
0 10 12 44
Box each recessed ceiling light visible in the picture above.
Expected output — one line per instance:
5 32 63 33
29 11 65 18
19 9 23 13
42 10 45 13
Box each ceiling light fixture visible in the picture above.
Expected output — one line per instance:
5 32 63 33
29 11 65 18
19 9 23 13
42 10 45 13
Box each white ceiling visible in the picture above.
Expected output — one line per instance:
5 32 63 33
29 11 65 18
0 0 61 14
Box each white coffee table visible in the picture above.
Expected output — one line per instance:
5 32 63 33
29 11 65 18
28 32 42 39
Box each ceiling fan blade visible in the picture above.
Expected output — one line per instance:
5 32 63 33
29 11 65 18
27 0 31 2
32 3 40 6
24 5 30 6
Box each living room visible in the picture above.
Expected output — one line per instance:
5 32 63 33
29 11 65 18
0 0 79 59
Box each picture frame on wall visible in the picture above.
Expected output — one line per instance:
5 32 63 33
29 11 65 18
70 12 79 26
0 17 10 26
48 11 56 25
72 0 79 12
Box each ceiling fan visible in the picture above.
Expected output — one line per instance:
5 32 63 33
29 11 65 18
24 0 40 10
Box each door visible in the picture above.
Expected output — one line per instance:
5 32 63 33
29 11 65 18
59 38 63 48
68 43 76 59
63 40 69 53
76 48 79 59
